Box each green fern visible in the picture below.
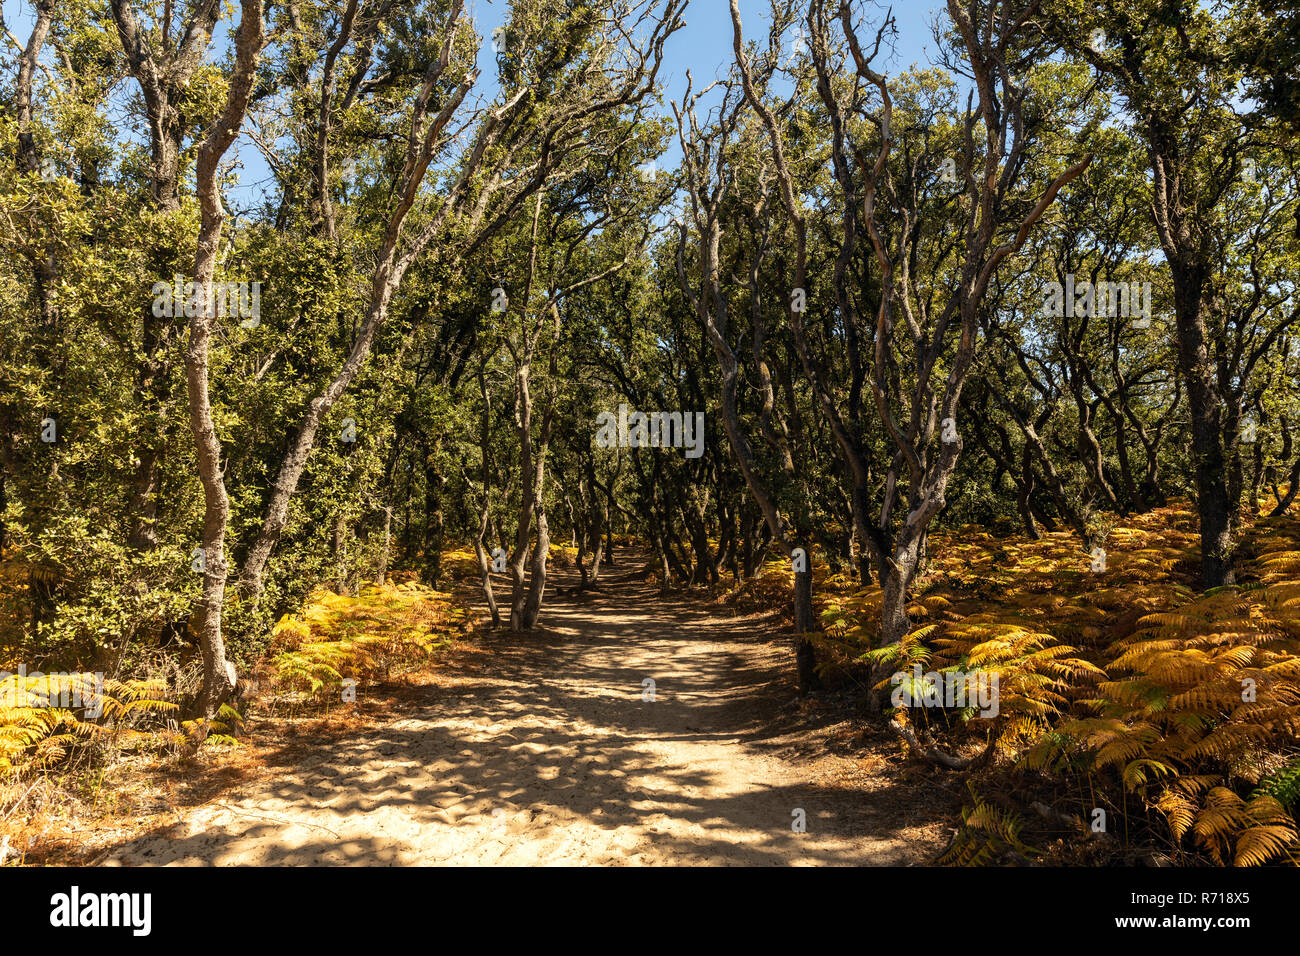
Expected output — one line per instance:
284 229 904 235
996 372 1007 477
938 782 1040 866
1253 757 1300 812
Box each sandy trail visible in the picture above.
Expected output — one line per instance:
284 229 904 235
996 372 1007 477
104 560 923 866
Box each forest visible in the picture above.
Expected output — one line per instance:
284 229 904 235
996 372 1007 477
2 0 1300 875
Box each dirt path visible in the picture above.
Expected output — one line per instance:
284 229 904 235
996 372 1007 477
103 560 933 866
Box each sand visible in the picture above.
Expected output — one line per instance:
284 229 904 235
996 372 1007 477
102 562 924 866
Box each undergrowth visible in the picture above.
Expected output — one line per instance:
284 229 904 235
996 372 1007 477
814 502 1300 866
0 575 470 841
266 580 467 709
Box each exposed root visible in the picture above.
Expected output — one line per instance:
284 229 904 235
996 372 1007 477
888 719 973 769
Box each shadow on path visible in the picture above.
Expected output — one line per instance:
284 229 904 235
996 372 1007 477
102 557 944 865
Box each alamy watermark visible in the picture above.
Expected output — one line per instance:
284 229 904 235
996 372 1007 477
595 403 705 458
1042 274 1151 328
890 664 999 718
50 886 151 936
151 276 262 328
0 665 105 719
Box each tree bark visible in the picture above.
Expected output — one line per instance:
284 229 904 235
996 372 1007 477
181 0 265 717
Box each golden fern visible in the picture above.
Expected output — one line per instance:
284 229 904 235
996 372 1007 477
0 672 176 775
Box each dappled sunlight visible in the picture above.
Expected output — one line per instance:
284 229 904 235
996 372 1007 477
101 559 934 866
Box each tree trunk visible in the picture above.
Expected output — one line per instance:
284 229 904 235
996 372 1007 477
182 0 264 717
376 505 392 584
473 538 501 627
793 560 820 692
521 509 549 629
1175 282 1236 587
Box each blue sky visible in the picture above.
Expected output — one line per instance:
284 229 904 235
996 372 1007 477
4 0 946 207
651 1 943 93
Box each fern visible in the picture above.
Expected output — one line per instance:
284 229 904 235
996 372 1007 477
268 581 461 704
0 672 176 776
1253 757 1300 811
939 783 1039 866
829 503 1300 864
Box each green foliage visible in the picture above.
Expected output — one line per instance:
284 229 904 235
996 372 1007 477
3 0 1300 871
